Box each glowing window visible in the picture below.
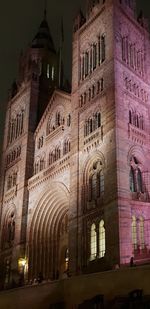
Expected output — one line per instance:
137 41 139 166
132 216 137 250
139 217 145 249
47 64 50 79
90 223 97 260
99 220 105 258
51 66 55 80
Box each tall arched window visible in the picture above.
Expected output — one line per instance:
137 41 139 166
130 167 136 192
90 223 97 260
139 217 145 249
132 216 137 250
137 168 143 192
97 171 104 197
91 173 97 200
101 34 105 62
90 118 93 133
88 161 104 203
129 110 132 124
99 220 105 258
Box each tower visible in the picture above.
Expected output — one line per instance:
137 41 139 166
69 0 150 275
0 12 58 287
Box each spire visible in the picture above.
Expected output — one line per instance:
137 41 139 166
31 3 55 52
58 18 64 89
86 0 104 18
44 0 47 20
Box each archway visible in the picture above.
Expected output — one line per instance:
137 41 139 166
28 182 69 280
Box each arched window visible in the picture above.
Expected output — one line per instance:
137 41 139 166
88 161 104 203
93 44 97 70
90 223 97 260
101 34 105 62
97 112 101 128
67 114 71 127
139 217 145 249
97 171 104 197
129 110 132 124
91 173 97 200
90 118 93 133
40 159 45 171
13 172 17 186
136 115 139 128
7 213 15 244
65 248 69 271
132 216 137 250
137 168 143 192
99 220 105 258
55 147 61 160
130 167 136 192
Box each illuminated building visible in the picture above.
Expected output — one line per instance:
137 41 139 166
0 1 150 306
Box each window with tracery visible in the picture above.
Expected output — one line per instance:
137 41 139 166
8 110 25 145
88 161 104 202
63 140 70 156
131 215 145 253
47 108 65 135
121 36 144 76
49 145 61 166
80 34 106 81
129 110 144 130
84 112 101 137
90 219 106 261
129 157 144 194
7 171 18 191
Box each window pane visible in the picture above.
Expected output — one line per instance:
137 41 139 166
90 224 97 260
132 216 137 250
139 217 145 249
99 220 105 258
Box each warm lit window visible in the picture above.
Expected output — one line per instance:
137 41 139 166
132 216 137 250
90 223 97 260
99 220 105 258
47 64 50 78
139 217 145 249
51 66 55 80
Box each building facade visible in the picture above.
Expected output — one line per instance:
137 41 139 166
0 0 150 288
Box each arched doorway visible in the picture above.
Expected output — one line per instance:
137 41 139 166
28 182 69 281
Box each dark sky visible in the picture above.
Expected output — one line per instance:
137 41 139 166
0 0 149 147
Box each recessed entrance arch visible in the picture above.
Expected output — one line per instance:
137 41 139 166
28 182 69 280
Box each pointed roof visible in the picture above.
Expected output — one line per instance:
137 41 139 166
86 0 100 16
31 14 55 52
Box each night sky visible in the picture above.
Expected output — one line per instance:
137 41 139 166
0 0 149 149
